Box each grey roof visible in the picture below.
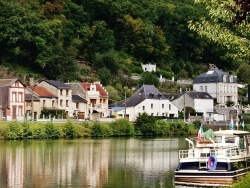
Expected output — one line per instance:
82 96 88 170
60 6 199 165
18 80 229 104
0 78 22 87
43 80 71 89
193 68 237 83
72 95 87 103
186 91 213 99
25 94 40 101
112 85 166 107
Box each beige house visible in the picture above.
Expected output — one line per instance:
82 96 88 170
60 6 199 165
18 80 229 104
37 80 73 117
67 82 109 120
0 79 25 121
25 86 57 120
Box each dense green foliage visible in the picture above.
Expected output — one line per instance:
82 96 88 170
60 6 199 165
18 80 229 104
0 0 234 84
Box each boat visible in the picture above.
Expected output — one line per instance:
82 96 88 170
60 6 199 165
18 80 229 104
174 128 250 187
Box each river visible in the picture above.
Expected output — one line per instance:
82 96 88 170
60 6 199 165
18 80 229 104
0 137 187 188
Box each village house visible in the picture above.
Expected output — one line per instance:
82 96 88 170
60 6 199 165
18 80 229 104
37 80 74 117
0 79 25 121
25 86 57 120
66 82 109 120
193 65 238 106
110 84 178 121
171 91 214 123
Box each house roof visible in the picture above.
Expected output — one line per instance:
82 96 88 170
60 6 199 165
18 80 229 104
80 82 108 96
28 86 57 98
72 95 87 103
25 94 40 101
186 91 213 99
43 80 71 89
193 68 237 83
112 84 167 107
0 78 24 87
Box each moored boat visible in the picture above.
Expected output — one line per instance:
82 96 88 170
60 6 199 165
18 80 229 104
174 127 250 187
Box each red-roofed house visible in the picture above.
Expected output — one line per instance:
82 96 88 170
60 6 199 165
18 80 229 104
25 86 57 120
67 81 109 120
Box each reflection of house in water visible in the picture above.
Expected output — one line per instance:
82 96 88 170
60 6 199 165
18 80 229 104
2 141 110 187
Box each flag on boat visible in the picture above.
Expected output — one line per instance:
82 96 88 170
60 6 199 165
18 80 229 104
197 124 204 141
229 115 234 130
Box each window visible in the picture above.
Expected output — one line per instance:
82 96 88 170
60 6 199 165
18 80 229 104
103 99 106 103
223 75 227 82
205 86 207 92
52 100 55 107
162 104 164 108
60 100 63 106
15 81 19 87
76 103 79 109
151 113 154 116
143 106 145 110
43 100 46 107
169 104 171 110
18 92 23 102
66 89 69 96
200 86 203 92
12 92 16 102
162 113 165 116
66 100 69 107
26 101 31 107
60 89 63 95
151 104 153 109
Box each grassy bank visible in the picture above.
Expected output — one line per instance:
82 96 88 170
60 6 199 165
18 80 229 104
0 118 198 140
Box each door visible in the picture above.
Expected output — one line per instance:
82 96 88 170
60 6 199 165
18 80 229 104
12 105 17 120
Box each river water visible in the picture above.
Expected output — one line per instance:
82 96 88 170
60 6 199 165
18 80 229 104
0 137 187 188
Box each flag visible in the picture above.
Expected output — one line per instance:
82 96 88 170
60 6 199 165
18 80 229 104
229 115 234 130
197 124 204 141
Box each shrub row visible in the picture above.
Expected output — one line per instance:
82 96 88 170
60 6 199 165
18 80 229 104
0 118 198 140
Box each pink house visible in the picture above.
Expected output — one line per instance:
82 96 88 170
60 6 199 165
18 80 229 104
0 79 25 121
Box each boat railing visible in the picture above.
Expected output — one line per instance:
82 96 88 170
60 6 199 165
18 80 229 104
179 147 243 159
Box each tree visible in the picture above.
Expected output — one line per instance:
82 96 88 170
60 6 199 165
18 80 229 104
237 63 250 83
139 72 159 87
189 0 250 60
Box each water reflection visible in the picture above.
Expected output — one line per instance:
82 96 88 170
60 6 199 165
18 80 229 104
0 138 186 188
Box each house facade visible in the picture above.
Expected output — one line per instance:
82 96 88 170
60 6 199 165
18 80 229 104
172 91 214 122
141 63 156 72
25 86 57 120
0 79 25 121
66 82 109 120
193 67 238 106
38 80 73 117
111 85 178 121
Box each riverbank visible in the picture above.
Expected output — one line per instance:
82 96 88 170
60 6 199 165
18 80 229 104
0 119 198 140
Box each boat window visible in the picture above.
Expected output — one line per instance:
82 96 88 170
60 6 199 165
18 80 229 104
225 137 235 143
215 136 222 143
239 137 244 149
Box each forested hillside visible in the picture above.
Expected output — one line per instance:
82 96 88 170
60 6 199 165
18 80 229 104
0 0 241 86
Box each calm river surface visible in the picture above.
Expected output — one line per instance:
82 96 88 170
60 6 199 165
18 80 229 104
0 137 187 188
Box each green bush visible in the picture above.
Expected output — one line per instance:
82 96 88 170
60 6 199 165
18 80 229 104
45 122 62 139
6 121 23 140
63 120 77 138
22 121 33 139
32 124 47 139
110 119 135 136
91 121 112 137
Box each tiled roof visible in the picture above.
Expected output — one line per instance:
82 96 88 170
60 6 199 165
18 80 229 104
0 78 19 86
28 86 57 98
112 85 166 107
72 95 87 103
80 82 108 96
43 80 71 89
193 68 237 83
186 91 213 99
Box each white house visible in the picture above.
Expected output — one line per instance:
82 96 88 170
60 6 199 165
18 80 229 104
171 91 214 122
111 85 178 121
141 63 156 72
193 67 238 106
